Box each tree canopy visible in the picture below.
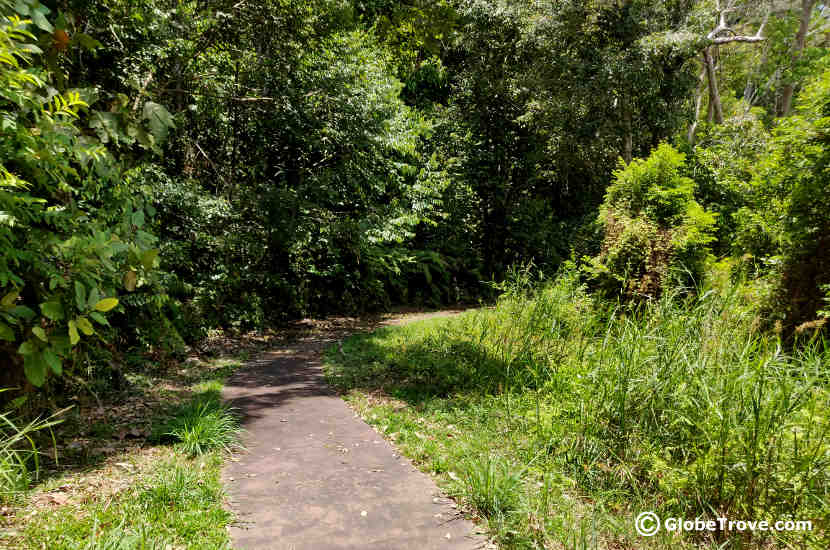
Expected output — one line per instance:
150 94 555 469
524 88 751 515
0 0 828 390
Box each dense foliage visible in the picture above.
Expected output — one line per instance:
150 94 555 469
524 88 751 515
0 0 828 547
0 0 827 398
587 143 716 298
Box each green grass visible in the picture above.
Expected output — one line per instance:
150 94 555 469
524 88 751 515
7 358 244 549
0 401 63 505
325 271 830 549
16 455 232 549
151 393 241 457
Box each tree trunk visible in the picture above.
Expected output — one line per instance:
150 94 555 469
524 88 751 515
688 67 707 145
779 0 816 116
703 47 724 124
622 100 633 164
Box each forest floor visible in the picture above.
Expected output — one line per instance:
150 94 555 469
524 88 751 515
222 309 491 549
0 332 271 548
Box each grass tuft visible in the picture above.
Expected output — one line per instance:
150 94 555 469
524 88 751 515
0 400 62 504
456 454 523 518
153 394 241 457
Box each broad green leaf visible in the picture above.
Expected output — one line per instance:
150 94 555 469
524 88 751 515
0 322 13 341
23 353 47 387
93 298 118 312
89 312 109 326
88 287 101 309
89 111 120 144
124 270 137 291
141 249 159 271
1 289 19 308
142 101 175 143
18 339 37 355
9 305 35 320
43 350 62 375
74 281 86 311
74 33 101 51
68 320 79 345
76 317 94 336
32 327 48 342
20 43 42 55
31 7 54 32
131 209 145 228
40 301 64 321
14 0 30 16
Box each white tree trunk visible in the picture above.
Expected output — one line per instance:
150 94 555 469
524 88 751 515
780 0 816 115
703 47 724 124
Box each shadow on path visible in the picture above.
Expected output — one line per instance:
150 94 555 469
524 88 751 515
222 311 490 550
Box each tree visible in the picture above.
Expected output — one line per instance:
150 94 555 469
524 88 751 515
779 0 820 115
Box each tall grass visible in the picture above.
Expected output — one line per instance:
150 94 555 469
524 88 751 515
0 394 62 504
151 391 241 457
327 270 829 546
468 274 830 528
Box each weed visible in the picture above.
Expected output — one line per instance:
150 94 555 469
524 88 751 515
0 398 63 504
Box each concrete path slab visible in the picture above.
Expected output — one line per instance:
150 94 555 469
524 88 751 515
223 313 486 550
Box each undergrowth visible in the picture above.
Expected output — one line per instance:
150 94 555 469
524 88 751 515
325 270 829 549
0 401 62 505
4 358 244 549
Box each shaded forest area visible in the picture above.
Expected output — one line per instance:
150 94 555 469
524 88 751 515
1 0 828 412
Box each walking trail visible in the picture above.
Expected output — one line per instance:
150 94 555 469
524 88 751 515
222 311 488 550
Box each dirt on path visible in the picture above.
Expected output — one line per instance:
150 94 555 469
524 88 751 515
222 310 487 550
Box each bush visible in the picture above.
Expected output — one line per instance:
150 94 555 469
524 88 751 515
0 8 172 389
585 144 716 299
751 65 830 328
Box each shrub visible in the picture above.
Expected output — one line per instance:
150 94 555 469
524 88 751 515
0 7 172 389
751 65 830 328
585 144 716 299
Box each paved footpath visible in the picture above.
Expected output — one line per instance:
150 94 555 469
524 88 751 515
223 313 487 550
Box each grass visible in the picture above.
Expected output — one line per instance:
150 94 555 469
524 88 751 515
14 453 232 549
0 404 63 505
151 388 241 457
0 351 247 549
325 270 830 549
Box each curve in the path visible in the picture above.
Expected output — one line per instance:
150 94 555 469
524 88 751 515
222 313 487 550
